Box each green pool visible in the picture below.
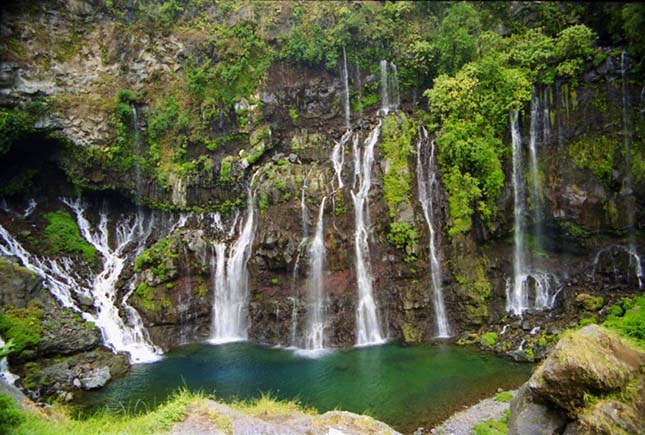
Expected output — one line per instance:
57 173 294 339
78 342 532 432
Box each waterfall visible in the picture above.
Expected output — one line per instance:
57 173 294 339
342 47 351 129
65 198 163 363
352 122 385 346
0 335 19 385
592 245 643 288
507 111 560 315
331 130 352 191
288 296 298 347
542 87 551 147
416 127 451 338
23 199 37 217
0 223 88 312
132 106 144 205
528 92 544 255
209 187 257 343
620 49 640 276
379 60 400 115
303 197 327 351
508 110 529 315
0 199 165 363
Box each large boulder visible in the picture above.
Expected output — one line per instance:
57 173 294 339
0 258 41 308
528 325 642 412
508 326 644 435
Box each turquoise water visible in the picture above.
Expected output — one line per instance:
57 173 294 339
79 342 532 432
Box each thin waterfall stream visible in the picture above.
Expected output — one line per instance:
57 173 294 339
416 127 451 338
352 122 385 346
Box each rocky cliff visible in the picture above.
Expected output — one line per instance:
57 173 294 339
0 0 643 400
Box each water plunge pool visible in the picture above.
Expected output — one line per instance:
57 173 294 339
78 342 532 432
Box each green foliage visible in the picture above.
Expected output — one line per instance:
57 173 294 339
270 277 279 285
288 107 298 123
0 302 42 358
186 23 273 111
435 3 482 75
0 394 24 433
134 237 178 281
481 332 498 347
259 193 269 214
471 409 509 435
219 156 236 183
569 135 619 184
386 221 419 263
380 114 415 217
443 169 481 237
494 391 514 403
604 295 645 349
44 211 97 264
0 108 32 156
579 315 598 327
134 284 155 312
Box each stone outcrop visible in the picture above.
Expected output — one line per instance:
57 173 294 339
508 325 645 435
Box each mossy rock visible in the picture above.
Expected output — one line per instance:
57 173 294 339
569 399 641 435
575 293 604 311
528 325 644 413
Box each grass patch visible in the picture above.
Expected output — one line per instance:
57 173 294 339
604 295 645 350
5 388 199 435
231 392 316 417
43 211 97 264
0 301 43 358
494 391 513 403
471 409 509 435
481 332 498 347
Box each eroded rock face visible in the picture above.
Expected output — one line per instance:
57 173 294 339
508 326 645 435
0 258 41 308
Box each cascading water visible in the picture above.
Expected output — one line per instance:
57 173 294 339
0 335 19 385
592 245 643 288
542 87 551 147
352 123 385 346
528 92 544 255
620 48 641 281
342 47 351 129
507 111 559 315
331 130 352 191
209 185 257 343
302 197 327 352
508 110 529 314
23 199 37 217
379 60 400 115
416 127 451 338
1 198 168 363
65 198 162 363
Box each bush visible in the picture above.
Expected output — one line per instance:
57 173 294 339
386 221 419 262
43 211 97 264
0 393 24 433
604 296 645 349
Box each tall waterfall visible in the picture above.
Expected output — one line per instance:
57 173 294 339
65 198 162 363
379 60 400 115
620 49 641 286
209 187 257 343
0 199 169 363
352 122 385 346
528 92 544 255
508 110 529 314
416 127 451 338
132 106 144 205
303 197 327 351
342 47 351 129
507 111 559 315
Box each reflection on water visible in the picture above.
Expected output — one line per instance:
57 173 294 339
78 342 532 432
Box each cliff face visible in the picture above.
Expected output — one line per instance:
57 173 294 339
0 0 643 398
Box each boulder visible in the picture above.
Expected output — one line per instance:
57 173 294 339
528 325 642 412
562 400 641 435
0 258 41 309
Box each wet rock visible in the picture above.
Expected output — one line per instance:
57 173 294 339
80 366 111 390
562 400 641 435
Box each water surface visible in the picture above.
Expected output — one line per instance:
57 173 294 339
79 342 532 432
